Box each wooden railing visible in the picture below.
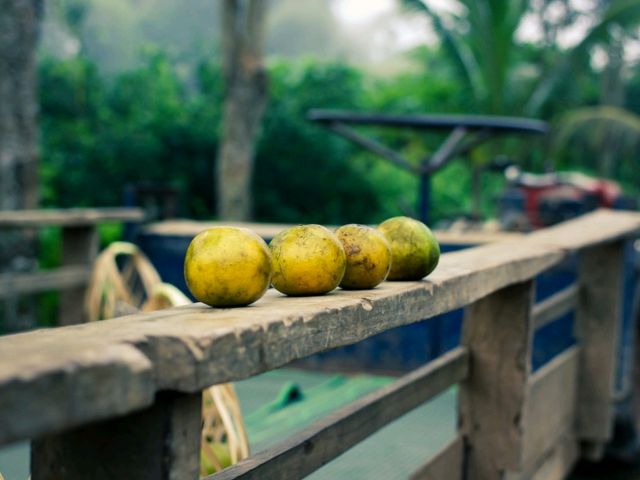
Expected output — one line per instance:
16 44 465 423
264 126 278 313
0 209 638 480
0 208 145 326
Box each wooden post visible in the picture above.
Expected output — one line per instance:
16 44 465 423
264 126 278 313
31 391 202 480
459 280 535 480
575 240 625 459
58 225 98 325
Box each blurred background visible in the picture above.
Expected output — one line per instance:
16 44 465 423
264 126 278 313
2 0 638 331
19 0 640 224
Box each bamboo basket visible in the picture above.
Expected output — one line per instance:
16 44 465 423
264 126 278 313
84 241 250 475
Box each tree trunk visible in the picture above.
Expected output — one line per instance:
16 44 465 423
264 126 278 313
216 0 269 221
0 0 42 332
0 0 41 211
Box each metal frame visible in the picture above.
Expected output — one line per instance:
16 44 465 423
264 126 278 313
307 109 548 223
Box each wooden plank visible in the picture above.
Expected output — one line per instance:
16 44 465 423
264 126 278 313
526 209 640 251
143 210 640 249
522 346 579 470
0 239 561 447
409 435 463 480
532 283 578 330
459 280 535 480
0 266 90 298
0 207 145 227
506 433 579 480
435 230 523 245
208 347 468 480
143 220 523 245
0 211 635 448
526 434 579 480
31 391 201 480
574 241 625 458
143 220 313 240
58 226 98 326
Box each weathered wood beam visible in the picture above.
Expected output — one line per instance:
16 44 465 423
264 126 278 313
505 432 579 480
58 226 98 326
521 346 579 470
575 240 625 459
0 207 145 227
0 210 638 448
459 280 535 480
0 266 90 298
209 347 468 480
526 209 640 250
532 283 578 330
31 391 201 480
142 219 524 246
409 435 463 480
0 239 561 447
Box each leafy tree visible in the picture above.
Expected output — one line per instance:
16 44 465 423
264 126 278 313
553 106 640 185
0 0 42 331
39 53 221 215
0 0 41 210
401 0 640 116
217 0 269 221
38 54 393 224
254 61 384 224
398 0 640 215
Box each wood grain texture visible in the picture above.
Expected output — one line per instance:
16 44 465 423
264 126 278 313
0 266 90 297
0 207 145 227
143 220 522 245
506 432 579 480
575 241 625 454
459 280 535 480
208 347 468 480
409 435 463 480
142 220 296 240
31 391 201 480
0 210 638 447
532 283 578 330
58 226 98 326
144 210 640 248
526 209 640 250
0 240 560 446
522 347 579 470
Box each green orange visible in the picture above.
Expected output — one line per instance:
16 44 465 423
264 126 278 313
377 216 440 280
184 227 271 307
336 224 391 289
269 225 346 296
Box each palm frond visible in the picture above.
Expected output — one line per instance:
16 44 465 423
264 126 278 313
400 0 486 105
553 105 640 159
525 0 640 115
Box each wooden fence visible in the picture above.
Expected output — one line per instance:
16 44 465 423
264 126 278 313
0 208 144 326
0 209 639 479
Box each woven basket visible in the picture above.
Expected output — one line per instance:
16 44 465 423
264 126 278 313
84 242 250 475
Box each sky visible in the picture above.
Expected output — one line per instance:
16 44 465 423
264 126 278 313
331 0 396 25
330 0 436 62
330 0 640 66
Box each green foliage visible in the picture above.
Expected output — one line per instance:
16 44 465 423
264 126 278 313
33 223 125 327
552 106 640 184
400 0 640 117
254 61 386 224
398 0 640 212
38 35 639 227
40 52 220 216
39 56 393 224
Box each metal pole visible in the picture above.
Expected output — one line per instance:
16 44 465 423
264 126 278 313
419 173 431 224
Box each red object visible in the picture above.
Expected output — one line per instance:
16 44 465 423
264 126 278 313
508 169 623 228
